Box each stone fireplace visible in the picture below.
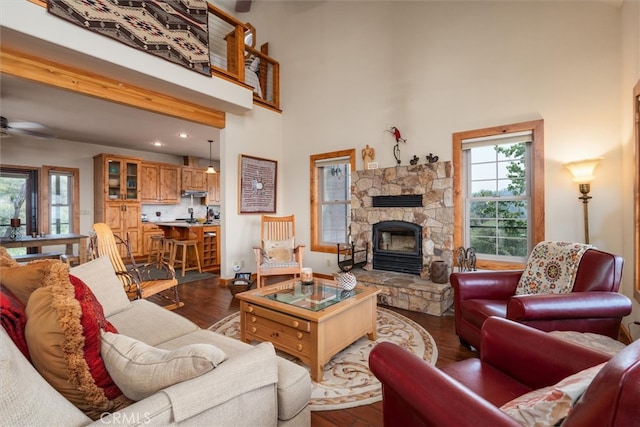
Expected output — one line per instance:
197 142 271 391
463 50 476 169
348 163 454 316
351 162 454 278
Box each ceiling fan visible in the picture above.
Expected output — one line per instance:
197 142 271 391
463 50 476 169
0 116 54 139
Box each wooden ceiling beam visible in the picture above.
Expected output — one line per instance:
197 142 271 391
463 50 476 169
0 47 226 129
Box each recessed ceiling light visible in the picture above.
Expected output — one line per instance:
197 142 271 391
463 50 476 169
151 141 164 147
178 132 189 138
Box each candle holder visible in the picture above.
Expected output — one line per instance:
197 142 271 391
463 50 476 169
9 218 22 240
301 267 313 284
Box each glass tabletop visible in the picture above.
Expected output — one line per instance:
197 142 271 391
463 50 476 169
263 280 361 311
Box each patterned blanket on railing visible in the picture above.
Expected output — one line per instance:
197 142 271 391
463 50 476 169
48 0 210 75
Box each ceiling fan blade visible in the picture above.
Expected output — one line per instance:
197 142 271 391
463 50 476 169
9 121 47 130
1 116 53 138
10 127 54 138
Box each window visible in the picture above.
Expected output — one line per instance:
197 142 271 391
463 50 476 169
310 149 356 253
453 120 544 269
0 166 38 255
43 167 79 235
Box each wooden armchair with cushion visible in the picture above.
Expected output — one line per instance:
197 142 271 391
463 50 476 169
91 222 183 310
253 215 305 287
451 241 632 351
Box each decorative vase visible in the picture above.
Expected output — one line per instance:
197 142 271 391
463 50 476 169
430 260 449 284
336 272 357 290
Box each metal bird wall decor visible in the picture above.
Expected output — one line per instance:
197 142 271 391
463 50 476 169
386 126 407 165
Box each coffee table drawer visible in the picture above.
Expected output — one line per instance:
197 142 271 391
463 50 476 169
243 314 312 357
244 303 311 332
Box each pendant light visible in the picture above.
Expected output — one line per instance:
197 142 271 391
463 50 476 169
206 139 216 174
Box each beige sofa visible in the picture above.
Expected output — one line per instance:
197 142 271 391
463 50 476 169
0 256 311 426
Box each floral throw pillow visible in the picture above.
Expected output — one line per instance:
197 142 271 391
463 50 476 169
500 363 605 427
515 241 593 295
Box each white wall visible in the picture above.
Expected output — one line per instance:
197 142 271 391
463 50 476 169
621 0 640 336
218 105 284 277
246 2 621 260
244 0 639 333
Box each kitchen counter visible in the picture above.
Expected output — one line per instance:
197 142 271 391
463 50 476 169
149 220 221 227
155 222 220 272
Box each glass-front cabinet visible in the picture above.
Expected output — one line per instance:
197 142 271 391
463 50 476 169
97 155 141 201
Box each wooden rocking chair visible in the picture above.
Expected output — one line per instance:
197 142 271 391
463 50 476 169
253 214 305 287
91 223 183 310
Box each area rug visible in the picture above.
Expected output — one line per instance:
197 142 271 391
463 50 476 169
137 266 217 285
209 307 438 411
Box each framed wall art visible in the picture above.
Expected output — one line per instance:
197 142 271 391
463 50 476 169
238 154 277 214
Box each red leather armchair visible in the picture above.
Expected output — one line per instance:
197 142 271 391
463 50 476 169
369 317 640 427
451 248 632 351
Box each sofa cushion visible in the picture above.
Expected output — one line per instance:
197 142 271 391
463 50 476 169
101 331 227 401
0 258 60 305
0 328 92 426
499 362 605 426
106 299 199 346
158 329 311 421
70 256 132 317
25 263 132 419
0 285 29 361
515 241 592 295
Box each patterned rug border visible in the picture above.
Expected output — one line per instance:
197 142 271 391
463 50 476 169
209 306 438 411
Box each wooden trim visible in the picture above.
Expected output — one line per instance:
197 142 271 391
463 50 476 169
0 47 226 129
634 79 640 303
310 149 356 254
452 119 545 270
40 166 81 235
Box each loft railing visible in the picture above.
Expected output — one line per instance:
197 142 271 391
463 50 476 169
207 4 280 111
29 0 280 111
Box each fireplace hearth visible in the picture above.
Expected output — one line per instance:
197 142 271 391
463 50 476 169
372 221 423 275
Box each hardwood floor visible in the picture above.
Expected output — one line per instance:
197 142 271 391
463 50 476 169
150 278 477 427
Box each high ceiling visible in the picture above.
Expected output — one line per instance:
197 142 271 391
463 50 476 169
0 74 222 161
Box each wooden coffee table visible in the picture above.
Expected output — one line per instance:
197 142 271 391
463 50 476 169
236 278 380 382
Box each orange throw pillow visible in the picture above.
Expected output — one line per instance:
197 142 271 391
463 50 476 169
25 262 132 419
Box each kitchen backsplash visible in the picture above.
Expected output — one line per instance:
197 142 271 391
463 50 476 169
141 199 220 222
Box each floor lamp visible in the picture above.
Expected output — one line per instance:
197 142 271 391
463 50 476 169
563 158 602 244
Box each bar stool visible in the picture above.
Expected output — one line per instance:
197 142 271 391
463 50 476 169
170 239 202 277
147 235 164 264
161 238 175 265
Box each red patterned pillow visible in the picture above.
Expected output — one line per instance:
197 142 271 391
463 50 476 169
25 263 132 419
0 285 30 361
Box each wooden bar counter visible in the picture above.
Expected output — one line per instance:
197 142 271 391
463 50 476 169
156 222 220 272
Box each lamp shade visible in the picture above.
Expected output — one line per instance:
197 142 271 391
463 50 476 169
563 158 602 184
206 165 216 174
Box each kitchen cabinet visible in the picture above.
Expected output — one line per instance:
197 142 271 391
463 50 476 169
142 162 180 204
201 225 220 270
94 154 141 202
94 154 142 256
203 172 220 205
103 202 141 256
181 167 207 192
